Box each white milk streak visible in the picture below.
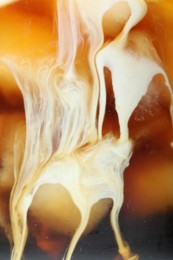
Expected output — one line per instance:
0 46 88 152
0 0 17 7
97 40 172 141
0 0 172 260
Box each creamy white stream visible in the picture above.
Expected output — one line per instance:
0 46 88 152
0 0 172 260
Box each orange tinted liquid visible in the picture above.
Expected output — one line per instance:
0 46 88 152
0 0 173 258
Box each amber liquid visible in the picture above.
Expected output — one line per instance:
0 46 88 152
0 1 173 259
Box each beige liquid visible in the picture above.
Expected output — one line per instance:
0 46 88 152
0 1 172 260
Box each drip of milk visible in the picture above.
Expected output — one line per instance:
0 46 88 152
0 0 172 260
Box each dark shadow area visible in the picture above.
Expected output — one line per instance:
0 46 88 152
0 210 173 259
